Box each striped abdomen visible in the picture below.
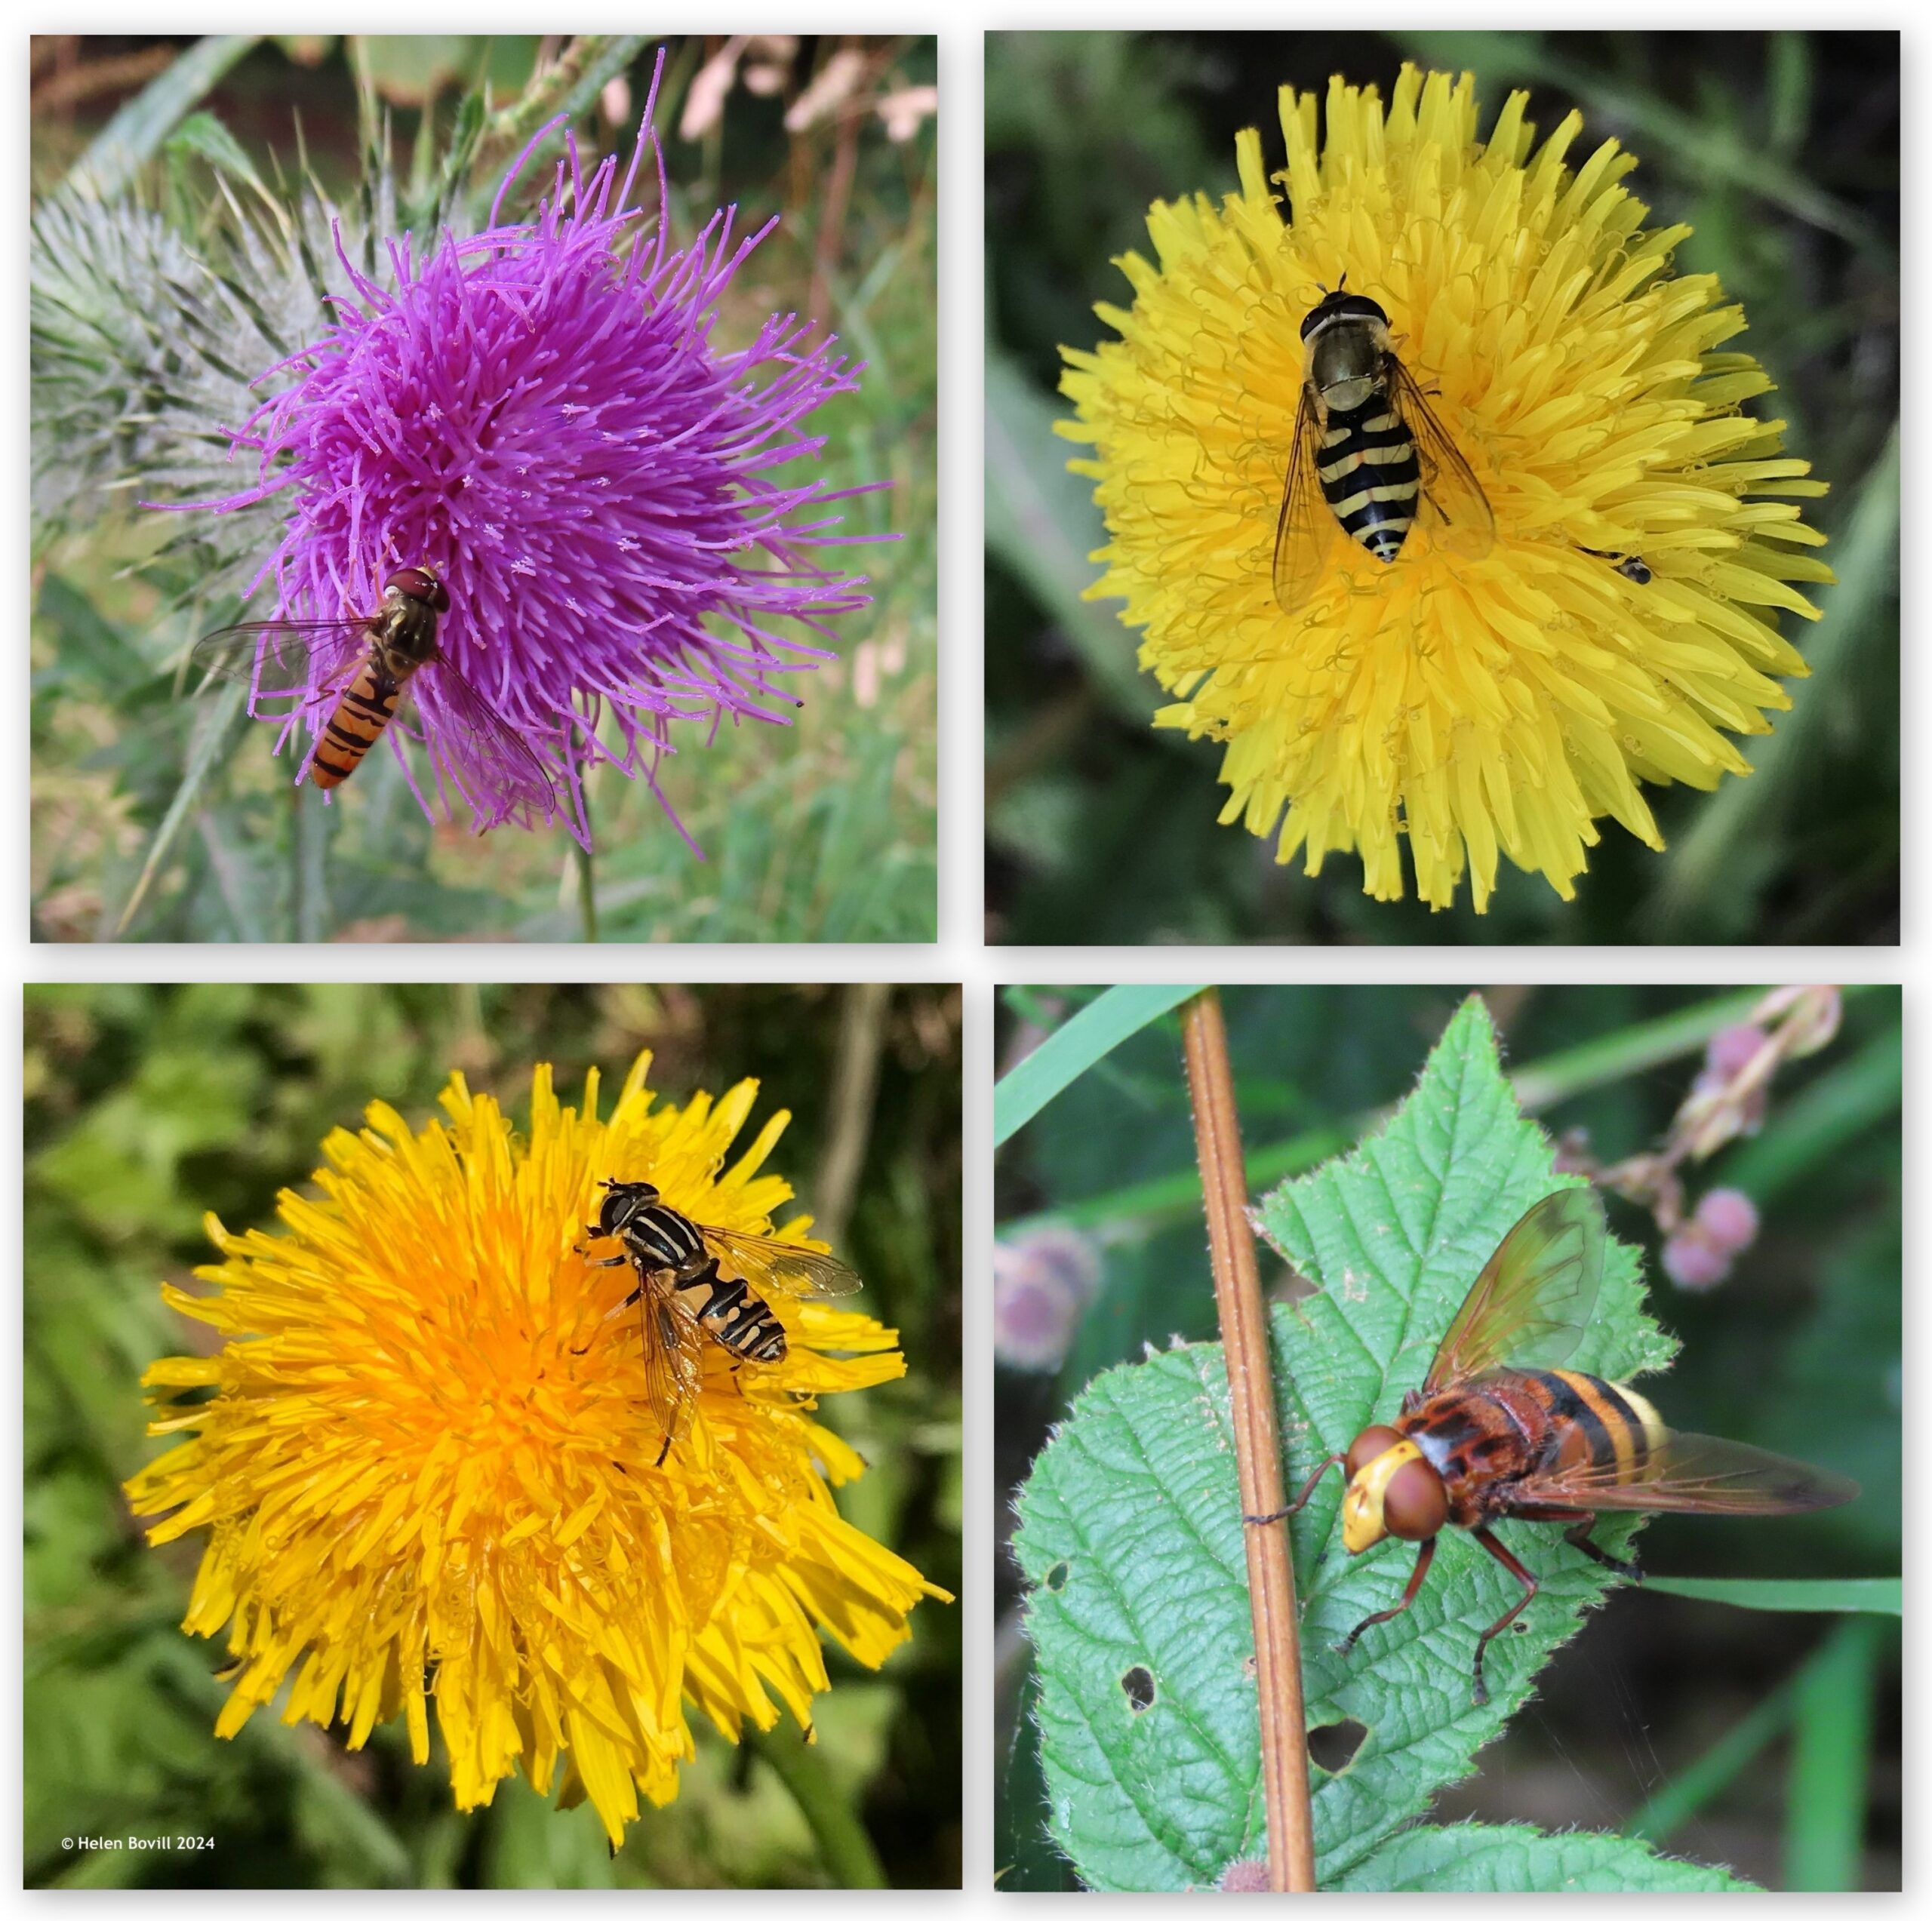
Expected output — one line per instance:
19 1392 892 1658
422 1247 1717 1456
1402 1368 1666 1526
675 1264 788 1363
1316 395 1420 563
311 656 409 789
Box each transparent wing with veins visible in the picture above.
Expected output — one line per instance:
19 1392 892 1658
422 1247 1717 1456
186 617 371 711
694 1222 864 1300
412 661 560 825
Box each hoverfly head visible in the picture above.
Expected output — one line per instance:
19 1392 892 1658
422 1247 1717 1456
596 1179 659 1236
1340 1426 1447 1551
1300 284 1392 343
385 564 451 613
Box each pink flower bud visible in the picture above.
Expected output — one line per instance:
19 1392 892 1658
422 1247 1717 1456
1662 1226 1733 1292
1694 1187 1760 1253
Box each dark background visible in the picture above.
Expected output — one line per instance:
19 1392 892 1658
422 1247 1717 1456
986 31 1898 944
994 984 1899 1889
25 982 961 1888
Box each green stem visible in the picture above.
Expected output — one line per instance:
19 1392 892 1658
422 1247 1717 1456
748 1724 887 1889
574 772 598 943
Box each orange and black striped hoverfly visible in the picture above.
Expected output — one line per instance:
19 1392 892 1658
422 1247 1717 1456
189 563 556 823
1251 1188 1857 1705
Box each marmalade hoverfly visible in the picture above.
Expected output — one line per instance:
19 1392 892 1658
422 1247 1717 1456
576 1179 863 1464
1251 1188 1857 1705
1272 283 1494 618
188 563 557 824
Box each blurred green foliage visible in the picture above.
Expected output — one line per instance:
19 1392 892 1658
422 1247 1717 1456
31 35 935 942
995 985 1899 1888
986 31 1898 944
25 982 961 1888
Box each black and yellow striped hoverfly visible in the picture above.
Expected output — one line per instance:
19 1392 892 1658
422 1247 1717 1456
1273 284 1495 617
577 1179 863 1464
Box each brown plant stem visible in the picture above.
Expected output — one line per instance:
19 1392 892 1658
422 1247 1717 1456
1180 988 1315 1892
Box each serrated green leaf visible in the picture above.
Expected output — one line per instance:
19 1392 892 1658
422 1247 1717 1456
1014 995 1687 1890
1331 1821 1757 1891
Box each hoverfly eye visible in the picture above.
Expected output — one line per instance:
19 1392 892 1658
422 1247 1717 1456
1382 1460 1448 1541
1346 1425 1406 1478
384 566 449 611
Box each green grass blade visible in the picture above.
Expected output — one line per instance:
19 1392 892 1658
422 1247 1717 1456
63 36 260 201
994 985 1202 1147
107 678 249 939
984 346 1149 724
1785 1616 1885 1890
1643 1576 1900 1615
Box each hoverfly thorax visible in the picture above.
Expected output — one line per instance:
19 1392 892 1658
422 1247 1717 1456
372 564 450 674
1300 289 1392 413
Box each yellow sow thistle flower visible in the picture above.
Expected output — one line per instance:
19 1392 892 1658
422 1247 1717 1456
124 1053 949 1850
1060 65 1832 911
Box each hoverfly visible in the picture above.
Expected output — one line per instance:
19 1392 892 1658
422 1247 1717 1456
577 1179 864 1464
188 564 556 823
1251 1188 1857 1705
1580 547 1654 586
1273 284 1494 618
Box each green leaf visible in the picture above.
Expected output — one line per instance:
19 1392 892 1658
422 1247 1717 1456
162 110 268 198
1013 996 1681 1890
1014 1343 1266 1889
1643 1575 1900 1615
107 678 250 939
993 985 1202 1147
984 346 1151 724
1330 1821 1758 1892
1785 1617 1886 1891
63 36 261 202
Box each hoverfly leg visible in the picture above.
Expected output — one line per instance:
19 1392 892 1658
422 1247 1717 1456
1467 1524 1540 1707
1246 1451 1346 1526
654 1431 673 1469
1335 1535 1437 1660
1561 1516 1641 1583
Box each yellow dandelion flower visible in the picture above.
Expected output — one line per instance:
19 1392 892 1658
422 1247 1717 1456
1060 64 1832 911
124 1053 949 1851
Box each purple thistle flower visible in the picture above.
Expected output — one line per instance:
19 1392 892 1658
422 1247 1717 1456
163 52 882 850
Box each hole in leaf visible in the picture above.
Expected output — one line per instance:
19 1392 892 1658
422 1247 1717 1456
1044 1562 1069 1592
1120 1665 1155 1712
1306 1719 1367 1774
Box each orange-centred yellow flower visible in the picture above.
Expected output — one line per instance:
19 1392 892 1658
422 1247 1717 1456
124 1054 949 1849
1060 64 1832 911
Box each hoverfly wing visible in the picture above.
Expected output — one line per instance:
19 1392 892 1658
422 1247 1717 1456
1387 357 1494 561
638 1284 704 1457
413 657 560 828
1513 1431 1859 1517
1272 380 1340 619
697 1224 863 1300
1423 1188 1606 1394
187 618 370 703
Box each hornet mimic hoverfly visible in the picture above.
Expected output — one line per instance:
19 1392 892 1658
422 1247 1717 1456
189 563 557 824
1251 1188 1857 1705
577 1179 863 1465
1274 283 1495 618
